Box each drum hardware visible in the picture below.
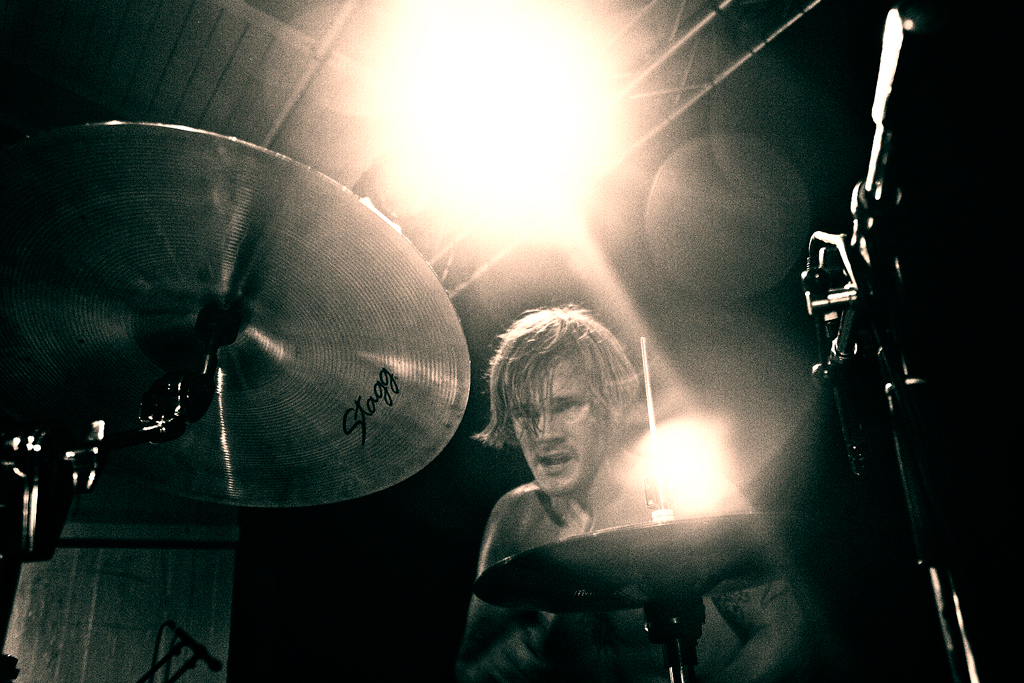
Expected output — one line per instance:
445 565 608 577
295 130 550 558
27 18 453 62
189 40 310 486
800 10 979 683
644 594 705 683
0 121 471 508
0 299 239 674
1 416 103 680
474 514 784 683
100 300 242 453
0 121 472 678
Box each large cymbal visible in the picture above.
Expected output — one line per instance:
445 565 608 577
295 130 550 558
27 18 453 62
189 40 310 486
0 121 471 507
474 514 786 612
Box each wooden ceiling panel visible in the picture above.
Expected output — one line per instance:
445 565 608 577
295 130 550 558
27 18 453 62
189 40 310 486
1 0 333 152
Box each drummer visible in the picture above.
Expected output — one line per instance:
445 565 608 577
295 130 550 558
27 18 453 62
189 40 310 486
455 306 805 682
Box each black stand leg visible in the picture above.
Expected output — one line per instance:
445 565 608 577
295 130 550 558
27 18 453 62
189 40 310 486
645 596 706 683
0 526 22 681
0 526 23 652
0 427 26 681
0 656 17 683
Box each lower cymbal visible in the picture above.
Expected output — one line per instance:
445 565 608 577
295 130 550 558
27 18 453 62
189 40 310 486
474 514 787 612
0 121 471 507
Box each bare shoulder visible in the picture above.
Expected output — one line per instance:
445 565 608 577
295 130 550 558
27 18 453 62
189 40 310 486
486 483 545 532
479 482 556 569
491 482 543 511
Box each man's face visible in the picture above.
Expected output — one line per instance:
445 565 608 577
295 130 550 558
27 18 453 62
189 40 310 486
512 361 612 499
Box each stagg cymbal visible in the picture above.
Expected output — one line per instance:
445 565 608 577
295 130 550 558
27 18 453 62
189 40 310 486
474 514 786 612
0 121 471 507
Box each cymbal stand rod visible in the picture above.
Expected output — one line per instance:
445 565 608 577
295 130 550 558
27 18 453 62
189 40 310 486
884 368 979 683
645 596 705 683
664 641 695 683
803 185 981 683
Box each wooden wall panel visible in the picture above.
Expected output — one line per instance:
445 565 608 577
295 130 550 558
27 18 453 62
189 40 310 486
177 9 248 129
97 0 161 112
6 547 233 683
196 19 276 138
233 35 311 146
74 0 133 105
146 0 224 124
0 0 382 175
120 0 195 119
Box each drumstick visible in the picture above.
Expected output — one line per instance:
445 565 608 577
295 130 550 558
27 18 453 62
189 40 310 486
641 337 674 522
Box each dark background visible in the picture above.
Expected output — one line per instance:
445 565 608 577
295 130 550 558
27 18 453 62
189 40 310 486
2 1 1005 681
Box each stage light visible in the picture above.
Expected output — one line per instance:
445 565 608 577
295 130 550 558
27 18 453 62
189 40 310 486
371 0 617 242
638 417 752 519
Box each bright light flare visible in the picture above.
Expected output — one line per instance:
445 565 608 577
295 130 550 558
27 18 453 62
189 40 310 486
872 8 905 125
641 418 752 519
376 1 617 234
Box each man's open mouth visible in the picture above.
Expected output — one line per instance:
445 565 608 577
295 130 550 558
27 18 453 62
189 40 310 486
538 453 573 469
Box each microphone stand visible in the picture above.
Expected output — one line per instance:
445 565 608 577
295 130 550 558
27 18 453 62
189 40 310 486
0 301 240 680
136 644 206 683
135 621 223 683
800 10 979 683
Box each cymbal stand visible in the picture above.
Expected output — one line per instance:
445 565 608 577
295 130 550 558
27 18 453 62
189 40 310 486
800 10 978 683
0 301 241 679
644 593 706 683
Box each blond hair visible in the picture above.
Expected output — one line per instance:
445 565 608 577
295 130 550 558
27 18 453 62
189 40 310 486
475 306 640 448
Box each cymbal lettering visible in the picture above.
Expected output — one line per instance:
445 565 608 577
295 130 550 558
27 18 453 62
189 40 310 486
343 368 400 446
